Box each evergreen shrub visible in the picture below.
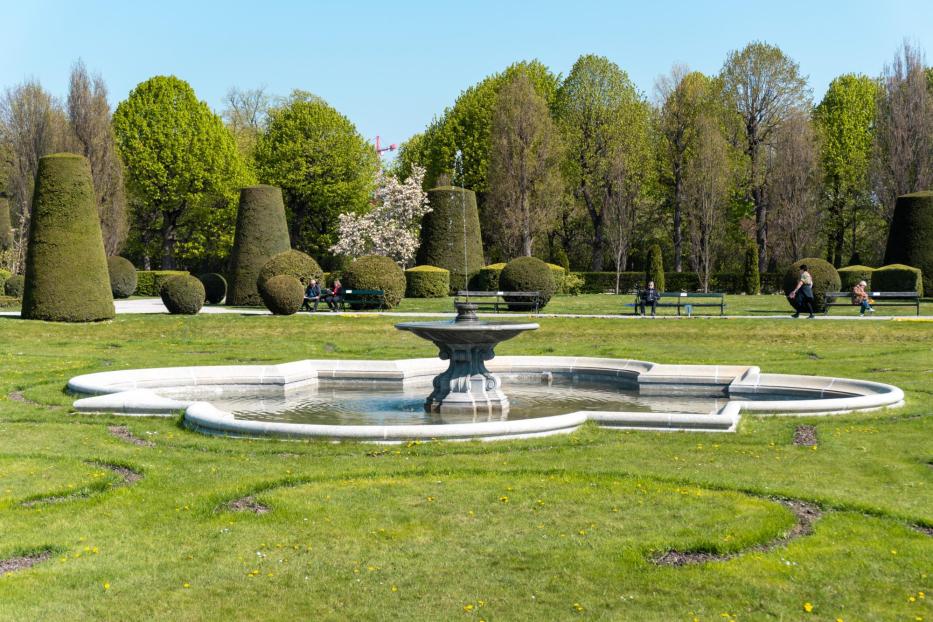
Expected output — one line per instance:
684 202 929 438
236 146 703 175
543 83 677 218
646 244 665 292
499 256 556 310
781 258 841 312
107 256 138 298
160 275 205 315
259 274 304 315
0 197 12 250
4 274 24 298
405 265 450 298
257 250 323 289
21 153 114 322
470 263 506 291
0 268 11 293
198 273 227 304
871 264 923 296
884 191 933 294
136 270 188 296
743 240 760 294
546 263 566 293
227 185 291 306
343 255 406 309
416 186 484 291
838 265 874 290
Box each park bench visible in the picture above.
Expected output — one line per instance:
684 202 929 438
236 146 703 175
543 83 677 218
455 290 542 313
339 289 387 310
824 291 920 316
625 291 726 316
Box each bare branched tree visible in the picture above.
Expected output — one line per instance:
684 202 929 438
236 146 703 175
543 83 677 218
223 86 270 159
68 60 128 255
871 41 933 222
0 80 71 271
488 71 562 258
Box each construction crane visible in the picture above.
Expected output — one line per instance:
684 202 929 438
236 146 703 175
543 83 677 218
375 135 397 156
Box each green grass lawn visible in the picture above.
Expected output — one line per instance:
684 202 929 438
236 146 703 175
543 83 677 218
0 314 930 620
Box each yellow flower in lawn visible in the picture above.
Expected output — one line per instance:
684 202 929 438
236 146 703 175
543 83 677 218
573 602 585 612
499 496 508 503
183 582 190 589
803 602 814 613
891 549 897 555
391 585 398 592
463 604 474 612
103 582 110 590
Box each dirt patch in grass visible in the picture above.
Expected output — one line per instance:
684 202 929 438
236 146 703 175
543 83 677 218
226 495 269 514
913 524 933 537
108 425 155 447
102 463 142 485
20 462 142 507
8 390 53 409
793 425 818 446
654 498 822 566
0 550 52 576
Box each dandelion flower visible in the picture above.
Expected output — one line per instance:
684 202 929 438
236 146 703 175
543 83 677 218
183 582 190 589
463 604 474 612
103 582 110 590
803 602 814 613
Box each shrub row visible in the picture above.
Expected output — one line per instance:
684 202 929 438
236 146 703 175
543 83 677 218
571 272 781 295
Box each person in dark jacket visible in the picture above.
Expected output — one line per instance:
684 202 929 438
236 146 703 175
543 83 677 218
301 278 321 312
788 265 815 319
639 281 661 317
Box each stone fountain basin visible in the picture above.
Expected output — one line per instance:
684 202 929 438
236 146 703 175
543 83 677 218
67 356 905 442
395 320 540 345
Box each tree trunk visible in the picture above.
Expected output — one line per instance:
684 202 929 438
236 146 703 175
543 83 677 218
673 171 683 272
521 193 533 257
161 211 177 270
591 217 604 271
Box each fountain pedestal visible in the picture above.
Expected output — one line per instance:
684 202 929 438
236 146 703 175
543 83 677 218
396 303 538 416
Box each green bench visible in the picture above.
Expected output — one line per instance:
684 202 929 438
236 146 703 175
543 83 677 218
625 291 726 316
455 290 542 313
339 289 387 310
824 291 920 315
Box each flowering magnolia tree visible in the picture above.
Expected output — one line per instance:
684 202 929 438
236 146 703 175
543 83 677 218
331 165 430 266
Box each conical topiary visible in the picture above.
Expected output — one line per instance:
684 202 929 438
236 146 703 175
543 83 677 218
646 244 665 292
227 185 292 306
415 186 484 292
743 239 760 295
0 196 12 251
884 191 932 294
21 153 114 322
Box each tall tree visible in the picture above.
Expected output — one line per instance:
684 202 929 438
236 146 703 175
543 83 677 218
488 70 563 258
254 96 379 267
813 74 879 266
67 60 128 256
655 67 718 272
0 80 71 272
872 41 933 223
222 86 270 162
720 42 810 272
113 76 250 269
557 54 651 271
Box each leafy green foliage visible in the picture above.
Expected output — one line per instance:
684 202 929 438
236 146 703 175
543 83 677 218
257 250 323 289
112 76 251 269
4 274 24 298
743 239 760 295
469 263 506 291
227 185 292 306
107 256 138 298
254 97 379 267
198 273 227 304
135 270 188 296
21 154 115 322
343 255 406 308
838 265 874 290
415 187 485 291
646 244 665 291
883 191 932 294
259 274 304 315
546 262 566 293
781 258 841 312
0 197 12 251
871 264 923 296
499 256 556 309
159 274 204 315
404 265 450 298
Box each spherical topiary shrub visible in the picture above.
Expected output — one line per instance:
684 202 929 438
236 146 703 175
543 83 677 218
884 191 932 295
257 250 324 290
469 263 506 291
405 265 450 298
781 258 841 312
871 264 924 296
416 186 484 292
499 256 556 311
227 185 292 306
21 153 114 322
107 256 137 298
198 273 227 304
160 275 205 315
838 265 874 290
259 274 304 315
4 274 25 298
343 255 406 309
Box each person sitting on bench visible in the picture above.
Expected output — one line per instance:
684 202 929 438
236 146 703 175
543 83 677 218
301 278 321 312
325 279 343 311
639 281 661 317
852 280 875 316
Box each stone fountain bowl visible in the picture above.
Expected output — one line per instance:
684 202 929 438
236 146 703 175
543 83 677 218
395 301 538 346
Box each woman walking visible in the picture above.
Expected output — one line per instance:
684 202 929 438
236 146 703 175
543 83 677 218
789 264 815 319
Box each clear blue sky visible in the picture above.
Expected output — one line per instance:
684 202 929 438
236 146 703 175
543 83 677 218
3 0 931 152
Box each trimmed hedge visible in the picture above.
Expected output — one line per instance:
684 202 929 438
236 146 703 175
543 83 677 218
0 197 12 251
499 256 556 310
21 153 114 322
136 270 189 296
257 250 323 289
160 275 205 315
470 263 506 291
343 255 406 309
871 264 923 296
838 265 874 290
884 191 933 294
4 274 24 298
405 265 450 298
416 186 484 292
259 274 304 315
782 258 841 312
198 273 227 304
227 185 292 306
107 256 137 298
